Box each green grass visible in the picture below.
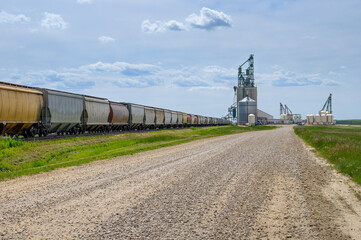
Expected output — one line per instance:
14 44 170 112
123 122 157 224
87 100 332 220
294 126 361 185
0 125 276 180
336 119 361 125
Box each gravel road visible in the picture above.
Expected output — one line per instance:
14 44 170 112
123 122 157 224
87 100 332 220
1 125 360 239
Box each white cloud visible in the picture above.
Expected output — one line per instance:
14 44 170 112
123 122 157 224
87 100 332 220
142 7 232 33
164 20 187 31
0 11 30 24
142 19 186 33
185 7 232 31
41 12 68 30
98 36 115 43
142 20 165 33
77 0 92 3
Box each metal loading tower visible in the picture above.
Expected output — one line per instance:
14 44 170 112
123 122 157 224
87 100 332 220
236 54 257 124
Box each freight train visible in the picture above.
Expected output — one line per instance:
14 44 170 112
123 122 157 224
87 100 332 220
0 82 231 138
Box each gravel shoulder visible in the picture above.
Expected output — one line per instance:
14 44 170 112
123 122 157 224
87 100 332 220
0 125 360 239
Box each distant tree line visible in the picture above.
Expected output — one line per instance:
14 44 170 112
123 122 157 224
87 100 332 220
336 120 361 125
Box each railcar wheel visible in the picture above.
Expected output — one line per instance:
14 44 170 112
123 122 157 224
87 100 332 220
27 127 36 138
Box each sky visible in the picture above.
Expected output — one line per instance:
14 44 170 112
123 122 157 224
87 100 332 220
1 0 360 119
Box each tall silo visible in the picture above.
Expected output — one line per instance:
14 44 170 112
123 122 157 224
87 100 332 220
238 96 257 124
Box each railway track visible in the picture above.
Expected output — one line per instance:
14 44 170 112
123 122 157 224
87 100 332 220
17 125 199 142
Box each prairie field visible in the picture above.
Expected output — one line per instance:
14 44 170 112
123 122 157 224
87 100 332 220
295 126 361 185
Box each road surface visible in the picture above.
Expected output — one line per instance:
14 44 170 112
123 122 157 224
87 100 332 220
1 125 360 239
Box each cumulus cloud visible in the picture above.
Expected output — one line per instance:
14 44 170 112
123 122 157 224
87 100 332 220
142 20 164 33
41 12 68 30
0 11 30 24
142 8 231 33
164 20 187 31
98 36 115 43
77 0 92 3
185 7 232 31
142 19 186 33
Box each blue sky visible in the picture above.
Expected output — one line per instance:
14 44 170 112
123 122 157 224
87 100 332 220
1 0 360 119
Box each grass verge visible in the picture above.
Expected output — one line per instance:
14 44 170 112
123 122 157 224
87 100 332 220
294 126 361 185
0 125 276 180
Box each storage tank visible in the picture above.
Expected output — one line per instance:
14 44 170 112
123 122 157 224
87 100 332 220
321 114 327 124
248 114 255 126
306 114 314 125
238 97 257 125
327 114 334 124
314 114 321 125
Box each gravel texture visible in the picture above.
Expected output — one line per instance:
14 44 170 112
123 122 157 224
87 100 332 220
0 125 360 239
